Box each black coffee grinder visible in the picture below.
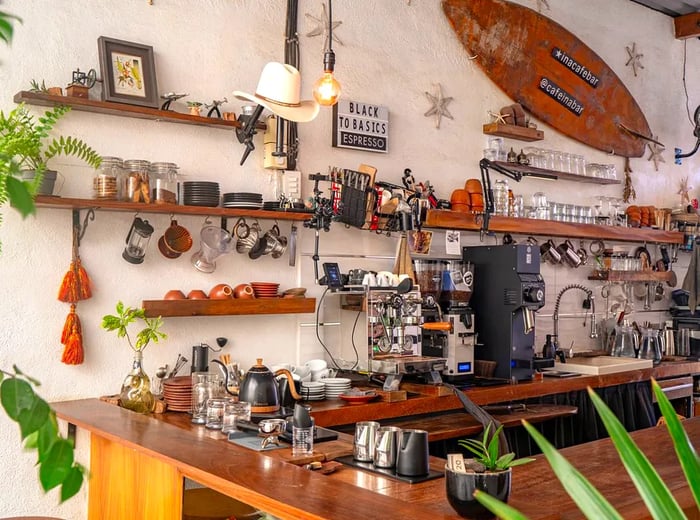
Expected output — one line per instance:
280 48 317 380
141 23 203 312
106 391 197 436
463 244 545 381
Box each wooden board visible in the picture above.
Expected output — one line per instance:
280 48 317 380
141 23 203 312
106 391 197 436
443 0 652 157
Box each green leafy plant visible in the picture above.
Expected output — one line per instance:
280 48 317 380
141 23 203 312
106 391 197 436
458 422 535 472
0 366 86 502
101 301 167 352
28 79 50 93
0 7 20 44
474 380 700 519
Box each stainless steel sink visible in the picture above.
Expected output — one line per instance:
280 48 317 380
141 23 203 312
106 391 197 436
547 356 653 375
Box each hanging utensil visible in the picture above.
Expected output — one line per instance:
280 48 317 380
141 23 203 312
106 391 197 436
288 224 297 267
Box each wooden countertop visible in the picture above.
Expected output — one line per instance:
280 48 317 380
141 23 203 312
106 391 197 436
307 361 700 428
53 399 699 520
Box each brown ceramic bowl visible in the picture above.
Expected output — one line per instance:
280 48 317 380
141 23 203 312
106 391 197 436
164 289 186 300
451 203 470 213
187 289 209 300
233 283 255 299
465 179 483 194
450 189 469 205
209 283 234 299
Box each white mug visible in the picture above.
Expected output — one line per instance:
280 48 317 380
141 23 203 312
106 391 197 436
362 272 377 286
377 271 394 287
292 365 311 379
305 359 327 372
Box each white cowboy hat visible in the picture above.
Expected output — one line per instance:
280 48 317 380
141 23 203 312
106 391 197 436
233 62 319 123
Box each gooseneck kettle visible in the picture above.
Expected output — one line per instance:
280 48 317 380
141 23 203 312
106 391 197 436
238 358 301 414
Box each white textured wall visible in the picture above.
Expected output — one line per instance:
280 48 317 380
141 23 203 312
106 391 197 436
0 0 698 517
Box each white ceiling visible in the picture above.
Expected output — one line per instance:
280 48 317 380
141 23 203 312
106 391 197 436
629 0 700 17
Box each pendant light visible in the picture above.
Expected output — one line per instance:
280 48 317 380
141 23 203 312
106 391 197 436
312 0 341 106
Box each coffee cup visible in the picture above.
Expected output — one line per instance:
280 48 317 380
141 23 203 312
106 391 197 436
311 368 335 381
362 272 377 286
305 359 327 372
377 271 396 287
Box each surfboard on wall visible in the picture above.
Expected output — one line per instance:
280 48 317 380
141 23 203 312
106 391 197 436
442 0 652 158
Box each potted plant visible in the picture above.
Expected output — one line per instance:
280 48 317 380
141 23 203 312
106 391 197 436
101 301 167 414
0 102 102 199
474 380 700 519
445 422 535 519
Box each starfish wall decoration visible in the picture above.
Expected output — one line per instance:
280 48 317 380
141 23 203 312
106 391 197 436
625 42 644 77
646 136 665 171
305 3 343 48
678 176 693 206
487 110 511 125
424 83 454 129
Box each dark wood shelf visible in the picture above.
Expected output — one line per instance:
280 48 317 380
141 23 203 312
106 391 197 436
423 209 684 244
14 90 265 130
491 161 621 185
142 297 316 317
588 270 676 282
35 195 312 222
483 122 544 141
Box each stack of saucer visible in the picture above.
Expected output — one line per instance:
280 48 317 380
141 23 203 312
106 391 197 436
162 376 192 412
182 181 220 207
250 281 280 298
300 381 325 401
222 192 263 209
322 377 352 399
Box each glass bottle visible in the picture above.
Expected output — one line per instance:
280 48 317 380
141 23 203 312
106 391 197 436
123 159 151 203
93 156 123 200
493 179 509 216
120 350 155 414
150 162 179 204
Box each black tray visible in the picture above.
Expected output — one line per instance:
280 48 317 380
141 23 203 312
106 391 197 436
335 455 443 484
236 420 339 444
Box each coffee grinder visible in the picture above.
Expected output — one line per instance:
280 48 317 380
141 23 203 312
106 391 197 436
416 259 475 381
463 244 545 381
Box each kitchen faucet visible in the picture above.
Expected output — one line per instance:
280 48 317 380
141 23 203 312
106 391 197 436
552 284 598 357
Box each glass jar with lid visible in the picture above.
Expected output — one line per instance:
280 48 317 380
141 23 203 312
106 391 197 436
93 156 123 200
150 162 179 204
492 179 509 216
123 159 151 203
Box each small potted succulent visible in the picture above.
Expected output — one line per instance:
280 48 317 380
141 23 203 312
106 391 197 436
446 422 534 519
101 301 167 414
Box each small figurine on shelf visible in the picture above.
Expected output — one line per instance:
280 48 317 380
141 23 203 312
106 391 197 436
160 92 188 111
186 101 203 116
66 68 97 99
678 176 694 209
205 98 228 118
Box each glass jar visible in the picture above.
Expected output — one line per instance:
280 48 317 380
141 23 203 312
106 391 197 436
150 162 179 204
123 159 151 203
93 156 123 200
493 179 509 216
120 350 155 414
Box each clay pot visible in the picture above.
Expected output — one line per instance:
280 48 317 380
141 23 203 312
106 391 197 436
233 283 255 299
209 283 234 299
465 179 483 194
187 289 209 300
164 289 186 300
450 189 470 205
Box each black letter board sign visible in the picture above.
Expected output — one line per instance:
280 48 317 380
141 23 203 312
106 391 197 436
332 100 389 153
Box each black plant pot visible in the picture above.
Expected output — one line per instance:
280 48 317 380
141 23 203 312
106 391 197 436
445 465 512 520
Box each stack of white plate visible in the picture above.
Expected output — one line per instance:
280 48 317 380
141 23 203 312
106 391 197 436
300 381 325 401
322 377 352 399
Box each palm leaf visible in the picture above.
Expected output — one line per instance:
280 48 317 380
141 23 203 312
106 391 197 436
587 387 686 519
651 379 700 509
522 420 624 520
474 490 531 520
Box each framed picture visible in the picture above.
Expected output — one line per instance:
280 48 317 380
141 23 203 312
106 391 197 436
98 36 158 108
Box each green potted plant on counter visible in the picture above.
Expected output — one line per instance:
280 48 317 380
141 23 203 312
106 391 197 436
473 380 700 519
445 423 535 519
101 301 167 414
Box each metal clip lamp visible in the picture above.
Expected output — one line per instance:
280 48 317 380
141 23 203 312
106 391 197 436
675 105 700 164
312 0 341 106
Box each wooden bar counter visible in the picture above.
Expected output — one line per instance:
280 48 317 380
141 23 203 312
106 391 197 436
53 399 699 520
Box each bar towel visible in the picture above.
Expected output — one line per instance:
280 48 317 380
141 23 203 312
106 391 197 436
681 241 700 312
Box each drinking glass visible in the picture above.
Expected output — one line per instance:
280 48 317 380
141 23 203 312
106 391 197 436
222 400 252 433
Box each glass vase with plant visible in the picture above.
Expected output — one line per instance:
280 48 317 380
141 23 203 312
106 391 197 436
101 301 166 414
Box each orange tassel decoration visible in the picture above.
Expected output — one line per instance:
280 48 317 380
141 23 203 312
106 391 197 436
61 321 84 365
61 305 81 344
58 261 78 303
76 258 91 300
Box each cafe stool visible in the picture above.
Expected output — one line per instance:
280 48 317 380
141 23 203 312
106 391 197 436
183 487 259 520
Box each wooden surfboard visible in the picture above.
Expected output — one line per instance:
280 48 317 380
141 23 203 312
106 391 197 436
442 0 652 157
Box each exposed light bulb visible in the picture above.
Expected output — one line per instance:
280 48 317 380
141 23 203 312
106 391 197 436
312 71 341 106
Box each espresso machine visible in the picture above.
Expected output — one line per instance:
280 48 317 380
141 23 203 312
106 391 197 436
415 259 476 381
463 244 545 381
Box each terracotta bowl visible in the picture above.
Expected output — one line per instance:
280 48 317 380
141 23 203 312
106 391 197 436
187 289 209 300
209 283 234 299
465 178 483 194
450 189 469 205
451 203 470 213
233 283 255 299
164 289 186 300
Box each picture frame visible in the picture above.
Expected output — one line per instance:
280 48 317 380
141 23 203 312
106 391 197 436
97 36 158 108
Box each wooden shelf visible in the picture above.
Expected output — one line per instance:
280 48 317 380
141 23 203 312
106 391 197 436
588 270 676 282
14 90 266 130
142 297 316 317
423 209 685 244
483 122 544 141
491 161 621 185
35 195 312 222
